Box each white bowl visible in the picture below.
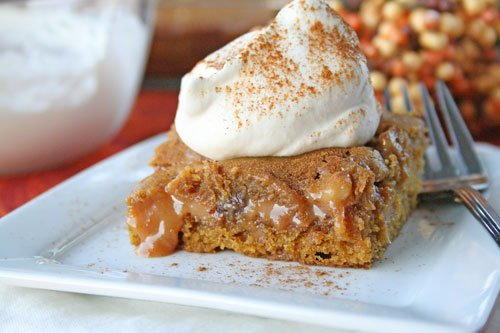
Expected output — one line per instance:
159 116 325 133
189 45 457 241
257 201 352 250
0 0 156 175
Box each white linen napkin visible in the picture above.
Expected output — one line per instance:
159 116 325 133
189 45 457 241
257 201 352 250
0 284 341 333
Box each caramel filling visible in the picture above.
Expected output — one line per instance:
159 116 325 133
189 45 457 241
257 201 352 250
128 193 184 257
307 172 353 239
128 172 354 257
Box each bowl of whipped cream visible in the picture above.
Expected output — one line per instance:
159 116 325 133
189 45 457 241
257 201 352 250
0 0 156 175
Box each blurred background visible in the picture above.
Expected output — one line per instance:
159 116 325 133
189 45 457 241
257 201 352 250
0 0 498 179
145 0 499 139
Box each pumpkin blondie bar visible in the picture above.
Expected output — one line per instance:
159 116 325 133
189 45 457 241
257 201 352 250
127 112 426 268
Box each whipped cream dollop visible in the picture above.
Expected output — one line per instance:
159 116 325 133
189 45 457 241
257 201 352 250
175 0 381 160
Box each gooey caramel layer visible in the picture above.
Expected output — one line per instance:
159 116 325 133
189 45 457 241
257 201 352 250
127 168 355 257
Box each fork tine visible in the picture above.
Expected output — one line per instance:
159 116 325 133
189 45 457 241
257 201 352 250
400 85 434 176
383 88 392 112
435 81 484 175
420 84 456 174
401 85 413 113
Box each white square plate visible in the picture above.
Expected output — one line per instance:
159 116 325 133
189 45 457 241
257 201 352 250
1 134 499 332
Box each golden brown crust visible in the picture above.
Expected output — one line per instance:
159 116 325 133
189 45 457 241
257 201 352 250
128 112 426 268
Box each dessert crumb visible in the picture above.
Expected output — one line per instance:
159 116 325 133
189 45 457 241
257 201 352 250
197 266 207 272
315 270 328 277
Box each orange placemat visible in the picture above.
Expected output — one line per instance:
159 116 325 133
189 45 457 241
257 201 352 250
0 90 178 217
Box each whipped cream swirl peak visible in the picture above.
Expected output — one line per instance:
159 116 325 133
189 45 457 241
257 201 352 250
175 0 381 160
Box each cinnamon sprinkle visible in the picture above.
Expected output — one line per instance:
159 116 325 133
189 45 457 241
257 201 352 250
194 0 366 130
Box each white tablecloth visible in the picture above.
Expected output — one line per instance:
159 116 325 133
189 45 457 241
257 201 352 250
0 284 343 333
1 283 497 332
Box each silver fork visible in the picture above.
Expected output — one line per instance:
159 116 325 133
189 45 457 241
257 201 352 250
384 81 500 246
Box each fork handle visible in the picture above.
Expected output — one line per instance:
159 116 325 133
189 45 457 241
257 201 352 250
454 187 500 246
